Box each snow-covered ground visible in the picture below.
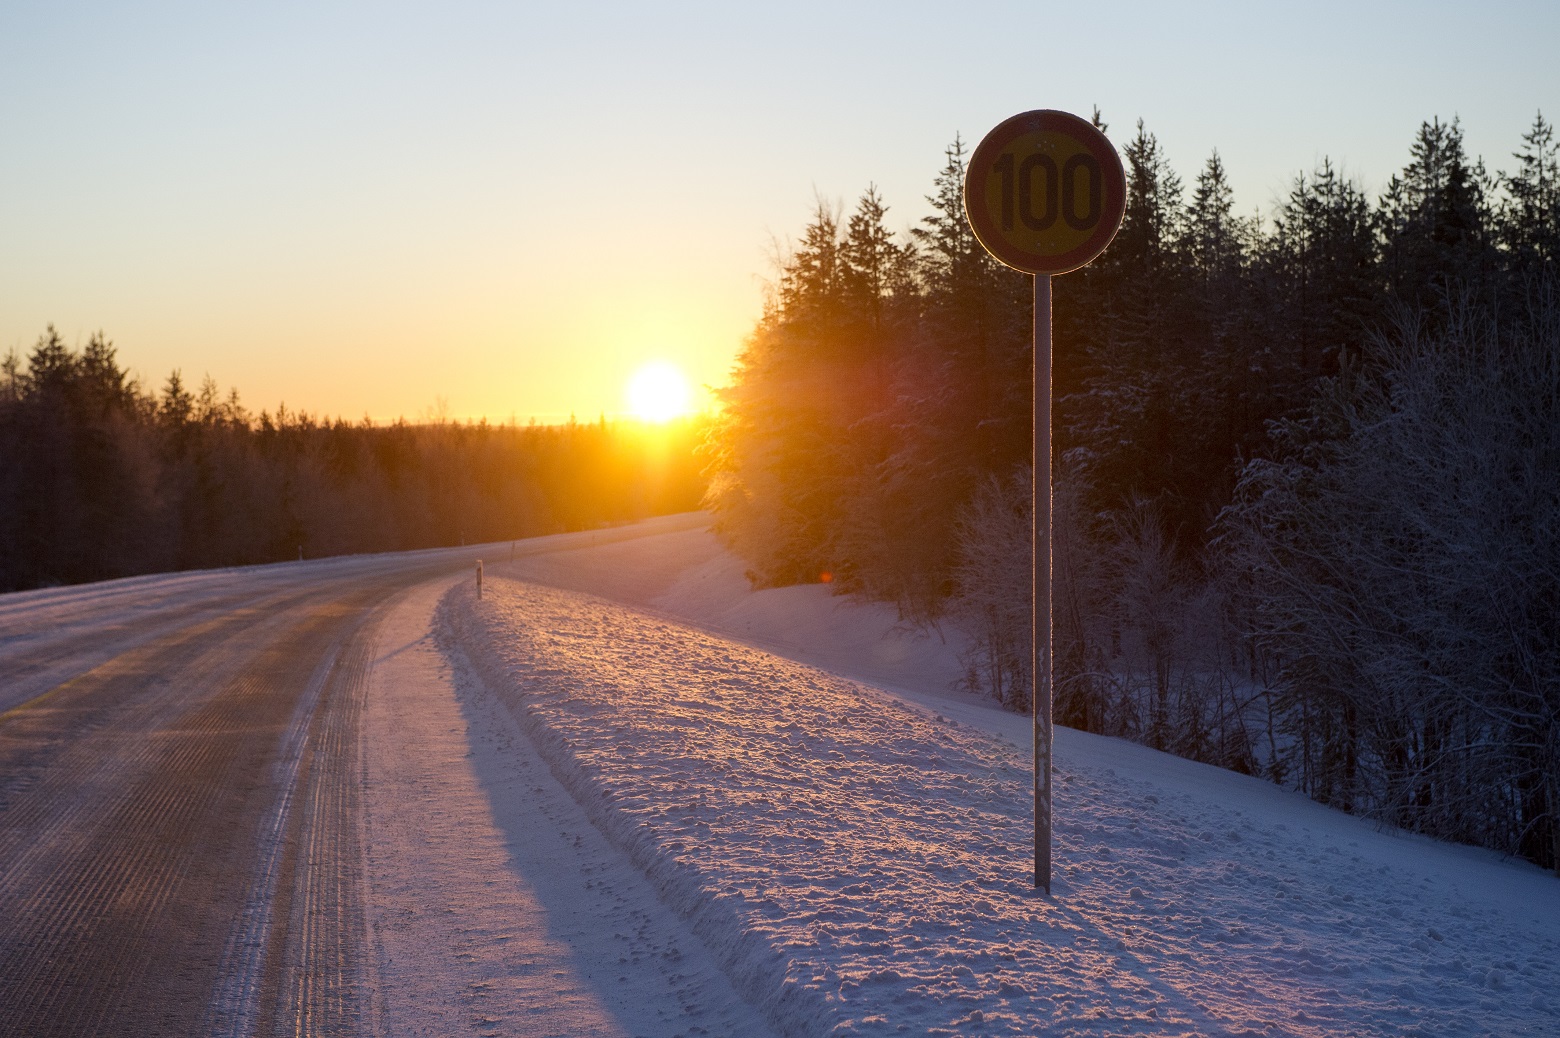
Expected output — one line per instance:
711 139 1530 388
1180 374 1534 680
444 512 1560 1038
7 514 1553 1035
362 576 780 1038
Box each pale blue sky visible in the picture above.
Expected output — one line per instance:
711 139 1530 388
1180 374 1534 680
3 1 1555 421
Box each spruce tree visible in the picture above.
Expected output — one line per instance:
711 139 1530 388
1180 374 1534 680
1379 117 1495 310
1186 150 1243 287
1499 111 1559 278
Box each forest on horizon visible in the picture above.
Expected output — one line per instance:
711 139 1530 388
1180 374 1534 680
703 109 1560 872
0 343 706 593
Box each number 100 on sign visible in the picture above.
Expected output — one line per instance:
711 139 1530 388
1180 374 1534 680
992 151 1103 234
965 109 1126 276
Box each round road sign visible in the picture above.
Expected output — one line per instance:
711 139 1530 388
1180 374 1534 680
964 109 1126 276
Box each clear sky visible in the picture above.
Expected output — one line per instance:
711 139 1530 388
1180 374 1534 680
3 1 1555 423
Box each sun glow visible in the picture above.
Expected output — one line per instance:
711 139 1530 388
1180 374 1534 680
625 361 694 422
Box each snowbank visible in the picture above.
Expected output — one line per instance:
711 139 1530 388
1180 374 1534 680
499 513 970 707
449 548 1560 1037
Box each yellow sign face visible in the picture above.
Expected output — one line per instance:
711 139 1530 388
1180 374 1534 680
964 110 1126 276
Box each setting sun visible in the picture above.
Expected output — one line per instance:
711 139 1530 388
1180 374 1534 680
625 361 694 422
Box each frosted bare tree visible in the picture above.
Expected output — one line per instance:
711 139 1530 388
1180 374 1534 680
949 466 1114 727
1221 295 1560 870
1103 499 1186 749
949 468 1034 712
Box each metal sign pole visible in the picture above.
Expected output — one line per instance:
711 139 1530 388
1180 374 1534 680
1035 272 1054 895
964 108 1124 893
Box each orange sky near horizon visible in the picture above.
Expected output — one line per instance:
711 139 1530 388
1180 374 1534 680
3 1 1554 424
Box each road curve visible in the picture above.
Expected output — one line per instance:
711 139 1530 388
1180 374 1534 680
0 515 712 1036
0 552 456 1036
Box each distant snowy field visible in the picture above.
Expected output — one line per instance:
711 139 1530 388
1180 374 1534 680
455 514 1560 1038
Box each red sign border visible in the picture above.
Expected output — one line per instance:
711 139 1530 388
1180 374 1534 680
964 109 1127 276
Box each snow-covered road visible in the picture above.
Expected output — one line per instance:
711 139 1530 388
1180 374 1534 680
0 516 777 1037
0 549 455 1035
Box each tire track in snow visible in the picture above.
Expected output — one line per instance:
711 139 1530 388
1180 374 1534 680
265 626 373 1038
201 602 374 1038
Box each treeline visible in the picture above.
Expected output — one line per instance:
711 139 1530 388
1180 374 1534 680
0 332 705 592
705 111 1560 870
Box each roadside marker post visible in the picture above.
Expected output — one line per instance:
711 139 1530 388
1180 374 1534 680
963 109 1125 894
477 559 484 599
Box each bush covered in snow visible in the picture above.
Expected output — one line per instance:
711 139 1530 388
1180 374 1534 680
1220 298 1560 871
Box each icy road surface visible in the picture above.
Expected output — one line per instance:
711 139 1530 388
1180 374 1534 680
0 548 469 1036
452 562 1560 1038
0 515 774 1037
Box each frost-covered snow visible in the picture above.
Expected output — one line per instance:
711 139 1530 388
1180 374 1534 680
452 514 1560 1038
361 577 779 1037
5 514 1556 1036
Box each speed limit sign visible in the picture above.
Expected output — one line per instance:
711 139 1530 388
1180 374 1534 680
965 109 1125 275
964 109 1124 896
